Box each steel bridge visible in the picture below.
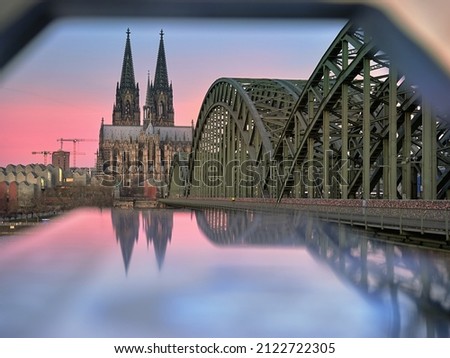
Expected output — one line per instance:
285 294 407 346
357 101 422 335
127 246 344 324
169 21 450 201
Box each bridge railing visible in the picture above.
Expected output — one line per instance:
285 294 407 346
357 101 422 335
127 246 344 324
306 205 450 240
162 197 450 243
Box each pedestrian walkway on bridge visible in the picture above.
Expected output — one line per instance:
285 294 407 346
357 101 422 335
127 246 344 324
161 197 450 250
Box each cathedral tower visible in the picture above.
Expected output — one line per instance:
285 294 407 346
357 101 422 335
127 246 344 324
112 28 141 126
144 30 174 128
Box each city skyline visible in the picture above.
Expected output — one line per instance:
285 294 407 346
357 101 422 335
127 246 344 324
0 18 345 168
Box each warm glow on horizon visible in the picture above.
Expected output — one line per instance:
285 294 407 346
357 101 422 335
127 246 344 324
0 18 344 168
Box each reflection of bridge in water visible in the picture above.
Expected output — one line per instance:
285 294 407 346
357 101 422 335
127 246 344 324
195 208 450 337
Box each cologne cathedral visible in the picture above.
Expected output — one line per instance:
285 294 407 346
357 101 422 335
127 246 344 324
96 29 192 197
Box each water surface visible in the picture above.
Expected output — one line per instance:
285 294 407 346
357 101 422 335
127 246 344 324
0 207 449 337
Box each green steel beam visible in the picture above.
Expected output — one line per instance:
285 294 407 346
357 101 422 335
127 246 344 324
341 40 349 199
422 101 436 200
362 57 371 200
401 112 412 199
323 66 330 198
388 66 398 199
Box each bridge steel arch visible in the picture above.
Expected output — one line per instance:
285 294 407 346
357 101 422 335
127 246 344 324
177 21 450 201
274 22 449 201
188 78 304 198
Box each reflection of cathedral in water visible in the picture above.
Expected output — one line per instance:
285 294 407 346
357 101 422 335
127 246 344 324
143 210 173 270
111 209 139 273
111 209 173 272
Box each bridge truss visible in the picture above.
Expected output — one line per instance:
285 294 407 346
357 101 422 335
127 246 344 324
188 77 305 198
172 22 450 201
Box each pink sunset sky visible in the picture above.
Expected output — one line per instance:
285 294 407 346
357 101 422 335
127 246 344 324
0 18 344 168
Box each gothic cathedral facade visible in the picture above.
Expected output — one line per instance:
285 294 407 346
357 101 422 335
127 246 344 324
96 29 192 197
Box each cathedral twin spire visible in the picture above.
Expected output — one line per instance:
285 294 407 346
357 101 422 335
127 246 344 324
120 28 136 90
113 28 174 128
112 28 140 126
154 29 170 91
145 29 174 127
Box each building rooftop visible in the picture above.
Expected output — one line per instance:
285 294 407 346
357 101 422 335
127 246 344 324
101 124 192 143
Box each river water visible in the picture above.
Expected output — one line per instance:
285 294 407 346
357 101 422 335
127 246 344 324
0 207 449 338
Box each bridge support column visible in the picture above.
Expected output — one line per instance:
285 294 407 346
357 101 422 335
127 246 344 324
225 121 231 198
388 66 398 200
341 85 349 199
422 101 436 200
341 40 349 199
197 149 202 197
206 129 211 197
240 132 246 197
363 58 371 200
307 138 314 199
323 67 330 199
402 112 412 199
220 120 226 197
307 89 315 198
202 149 207 197
383 138 390 199
230 123 236 198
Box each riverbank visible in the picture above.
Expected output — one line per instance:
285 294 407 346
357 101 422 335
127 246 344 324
0 211 59 236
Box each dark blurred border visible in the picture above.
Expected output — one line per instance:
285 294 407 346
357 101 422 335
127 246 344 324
1 0 449 118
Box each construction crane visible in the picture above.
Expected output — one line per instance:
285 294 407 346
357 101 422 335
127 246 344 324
31 151 52 165
56 138 96 167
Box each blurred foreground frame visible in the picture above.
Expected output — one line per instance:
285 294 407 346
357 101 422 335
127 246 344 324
1 0 450 118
